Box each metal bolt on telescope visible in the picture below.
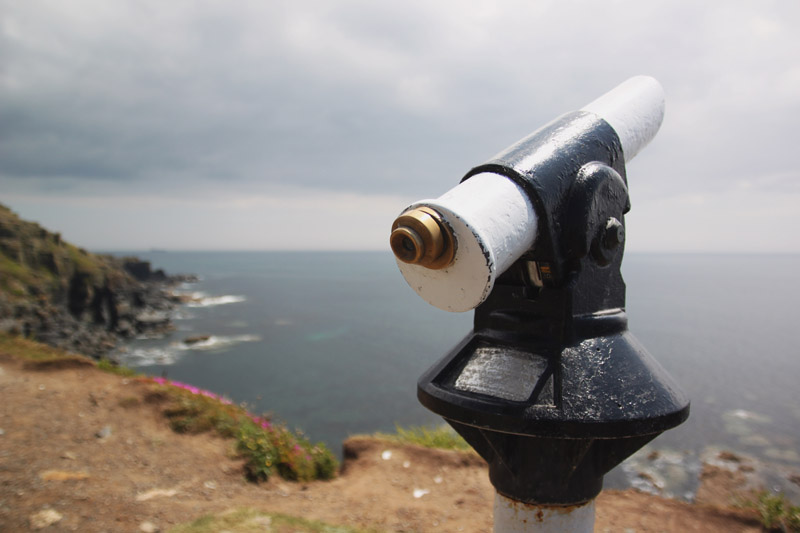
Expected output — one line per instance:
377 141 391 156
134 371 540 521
390 76 689 533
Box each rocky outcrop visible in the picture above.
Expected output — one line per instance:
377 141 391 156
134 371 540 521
121 259 169 282
0 203 194 358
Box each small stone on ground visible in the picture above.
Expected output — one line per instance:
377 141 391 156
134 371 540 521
29 509 63 530
139 520 159 532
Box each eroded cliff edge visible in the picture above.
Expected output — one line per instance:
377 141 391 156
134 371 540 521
0 203 191 357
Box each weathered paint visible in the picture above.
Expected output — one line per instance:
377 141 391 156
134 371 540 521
395 172 537 312
394 77 664 313
493 493 595 533
581 75 665 162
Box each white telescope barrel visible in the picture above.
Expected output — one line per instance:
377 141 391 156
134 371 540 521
393 76 665 312
396 173 538 312
581 75 666 162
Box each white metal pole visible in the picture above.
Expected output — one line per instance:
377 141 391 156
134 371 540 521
493 493 595 533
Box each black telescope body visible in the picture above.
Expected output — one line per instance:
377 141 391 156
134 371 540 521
416 111 690 505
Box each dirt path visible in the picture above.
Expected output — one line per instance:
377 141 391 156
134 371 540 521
0 353 763 532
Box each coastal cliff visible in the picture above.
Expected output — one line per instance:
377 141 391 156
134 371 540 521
0 344 767 532
0 203 189 357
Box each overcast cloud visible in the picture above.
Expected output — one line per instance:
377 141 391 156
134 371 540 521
1 0 798 251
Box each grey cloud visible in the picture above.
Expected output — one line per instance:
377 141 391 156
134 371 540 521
2 0 799 205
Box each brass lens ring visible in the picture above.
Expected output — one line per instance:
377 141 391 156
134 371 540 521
390 207 456 270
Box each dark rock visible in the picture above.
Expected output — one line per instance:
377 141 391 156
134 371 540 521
123 259 155 281
67 272 92 317
0 238 22 261
37 250 60 274
115 319 134 337
122 260 183 283
718 451 742 463
171 273 200 283
183 335 211 345
0 203 196 358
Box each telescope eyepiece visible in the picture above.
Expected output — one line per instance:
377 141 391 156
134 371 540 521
391 227 425 263
390 207 455 270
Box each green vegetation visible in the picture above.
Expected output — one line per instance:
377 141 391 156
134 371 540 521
0 203 121 302
96 358 139 377
1 203 180 358
0 333 338 483
0 253 47 298
0 335 139 377
1 205 338 485
739 490 800 532
148 376 338 482
237 419 338 482
371 424 473 452
66 244 105 281
169 508 369 533
156 384 242 437
0 333 80 362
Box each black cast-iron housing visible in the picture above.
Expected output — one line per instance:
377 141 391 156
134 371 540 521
417 111 690 505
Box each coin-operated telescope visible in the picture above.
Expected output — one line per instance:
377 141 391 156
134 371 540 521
391 76 689 532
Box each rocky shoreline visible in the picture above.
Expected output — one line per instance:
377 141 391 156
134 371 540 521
0 202 197 358
0 257 195 359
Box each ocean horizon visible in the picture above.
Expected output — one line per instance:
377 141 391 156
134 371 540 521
107 250 800 499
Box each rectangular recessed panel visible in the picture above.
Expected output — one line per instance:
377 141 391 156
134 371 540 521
454 345 547 402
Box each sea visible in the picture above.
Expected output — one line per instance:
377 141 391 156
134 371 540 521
109 251 800 500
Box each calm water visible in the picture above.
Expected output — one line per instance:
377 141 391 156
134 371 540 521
111 252 800 496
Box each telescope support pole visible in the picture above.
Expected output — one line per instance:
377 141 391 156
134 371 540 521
494 493 595 533
397 76 689 533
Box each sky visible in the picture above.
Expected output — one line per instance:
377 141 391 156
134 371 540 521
1 1 799 252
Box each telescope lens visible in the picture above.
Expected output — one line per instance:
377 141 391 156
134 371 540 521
390 227 424 263
390 207 455 269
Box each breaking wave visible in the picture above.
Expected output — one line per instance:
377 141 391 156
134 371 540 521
177 334 261 351
119 334 261 366
185 293 247 308
121 346 181 366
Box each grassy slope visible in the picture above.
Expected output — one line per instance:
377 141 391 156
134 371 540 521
0 334 362 532
0 332 86 362
0 203 123 302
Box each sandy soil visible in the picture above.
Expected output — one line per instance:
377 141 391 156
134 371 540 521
0 352 765 532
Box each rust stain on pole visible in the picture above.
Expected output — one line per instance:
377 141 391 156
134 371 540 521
495 494 595 532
